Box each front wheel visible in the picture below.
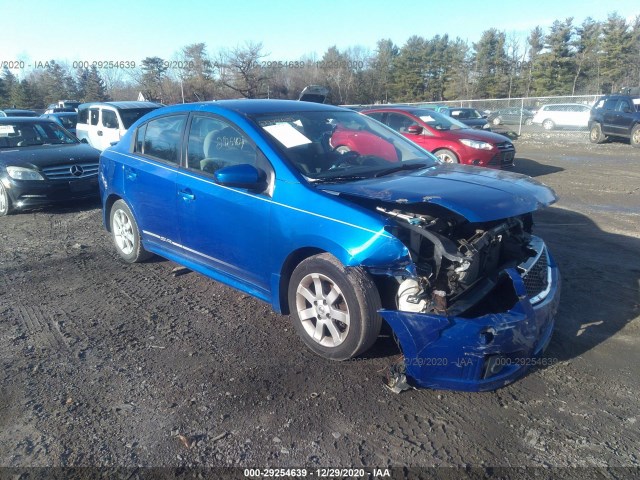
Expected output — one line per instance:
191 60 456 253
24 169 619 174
288 253 382 360
0 182 13 217
109 199 152 263
492 117 501 126
434 148 459 164
524 118 533 126
542 119 555 130
589 123 606 144
631 125 640 148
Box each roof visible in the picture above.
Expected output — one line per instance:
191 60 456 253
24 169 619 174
42 112 78 117
78 101 162 110
0 117 58 124
146 99 348 117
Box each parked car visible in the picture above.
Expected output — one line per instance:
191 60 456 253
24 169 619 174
362 107 515 168
487 108 535 126
432 107 490 129
589 93 640 147
532 103 591 130
76 101 162 150
0 118 100 215
41 112 78 136
2 109 39 117
99 100 560 391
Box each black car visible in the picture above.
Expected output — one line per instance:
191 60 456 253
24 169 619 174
434 107 489 129
589 91 640 147
487 108 535 126
0 118 101 215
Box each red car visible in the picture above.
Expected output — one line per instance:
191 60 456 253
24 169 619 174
362 107 515 168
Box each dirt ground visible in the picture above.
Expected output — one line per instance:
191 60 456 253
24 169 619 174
1 129 639 475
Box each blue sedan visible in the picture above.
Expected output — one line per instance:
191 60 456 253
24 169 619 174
99 100 560 391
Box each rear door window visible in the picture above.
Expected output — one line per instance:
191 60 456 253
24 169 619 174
137 115 187 164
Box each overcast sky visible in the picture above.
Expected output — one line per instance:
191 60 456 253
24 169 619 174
2 0 639 73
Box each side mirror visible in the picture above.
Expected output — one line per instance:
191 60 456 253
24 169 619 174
406 125 423 134
214 164 267 191
623 107 632 113
482 114 488 118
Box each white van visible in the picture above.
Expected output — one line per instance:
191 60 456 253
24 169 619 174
532 103 591 130
76 101 161 150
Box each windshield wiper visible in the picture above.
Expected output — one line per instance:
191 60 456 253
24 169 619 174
310 174 371 184
373 163 429 177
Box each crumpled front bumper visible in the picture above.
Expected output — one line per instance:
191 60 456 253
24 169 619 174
379 255 561 392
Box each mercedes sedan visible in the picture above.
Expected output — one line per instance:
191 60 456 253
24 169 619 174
0 118 100 215
99 100 560 391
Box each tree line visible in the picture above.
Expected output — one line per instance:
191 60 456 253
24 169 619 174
1 12 638 109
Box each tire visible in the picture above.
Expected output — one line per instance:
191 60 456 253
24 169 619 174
492 117 501 126
631 125 640 148
434 148 459 164
542 119 555 130
0 182 13 217
589 123 606 144
288 253 382 361
109 199 152 263
524 118 533 126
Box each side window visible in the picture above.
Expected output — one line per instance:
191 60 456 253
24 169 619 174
77 108 89 124
603 98 617 110
367 112 385 123
102 110 119 129
386 113 418 133
140 115 187 164
615 100 631 112
134 124 147 153
186 115 260 175
90 109 100 126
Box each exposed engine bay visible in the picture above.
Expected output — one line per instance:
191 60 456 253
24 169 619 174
376 206 539 316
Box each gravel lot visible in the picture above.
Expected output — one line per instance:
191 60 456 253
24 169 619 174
1 129 639 475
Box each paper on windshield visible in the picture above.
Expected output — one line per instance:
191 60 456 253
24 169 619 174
0 125 15 136
264 123 312 148
419 116 434 123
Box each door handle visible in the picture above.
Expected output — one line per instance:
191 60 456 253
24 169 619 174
178 189 195 201
97 131 103 136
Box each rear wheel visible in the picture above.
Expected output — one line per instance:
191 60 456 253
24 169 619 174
109 199 152 263
631 125 640 148
0 183 13 216
589 123 606 144
524 117 533 126
288 253 382 360
434 148 459 164
542 119 555 130
492 117 501 126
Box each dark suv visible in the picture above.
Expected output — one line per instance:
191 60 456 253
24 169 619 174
589 89 640 147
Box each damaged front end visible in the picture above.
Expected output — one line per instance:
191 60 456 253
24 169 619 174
371 205 561 392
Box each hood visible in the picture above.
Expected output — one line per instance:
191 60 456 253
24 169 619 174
0 143 100 168
444 128 511 144
318 164 557 222
459 118 489 129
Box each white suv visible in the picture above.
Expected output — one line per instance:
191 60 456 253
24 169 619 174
532 103 591 130
76 101 161 150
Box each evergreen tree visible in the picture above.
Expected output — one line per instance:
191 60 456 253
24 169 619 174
572 18 601 94
391 36 427 101
600 13 635 93
532 18 576 95
472 29 509 98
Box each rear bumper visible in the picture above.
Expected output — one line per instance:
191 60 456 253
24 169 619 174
1 175 99 209
380 256 561 392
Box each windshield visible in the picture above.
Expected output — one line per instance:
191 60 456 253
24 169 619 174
451 109 482 119
0 121 78 148
57 115 77 129
120 108 158 129
251 110 438 181
416 109 468 130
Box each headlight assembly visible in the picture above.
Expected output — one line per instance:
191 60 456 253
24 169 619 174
460 139 494 150
6 166 45 181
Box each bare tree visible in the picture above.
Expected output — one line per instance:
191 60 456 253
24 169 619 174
216 42 269 98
